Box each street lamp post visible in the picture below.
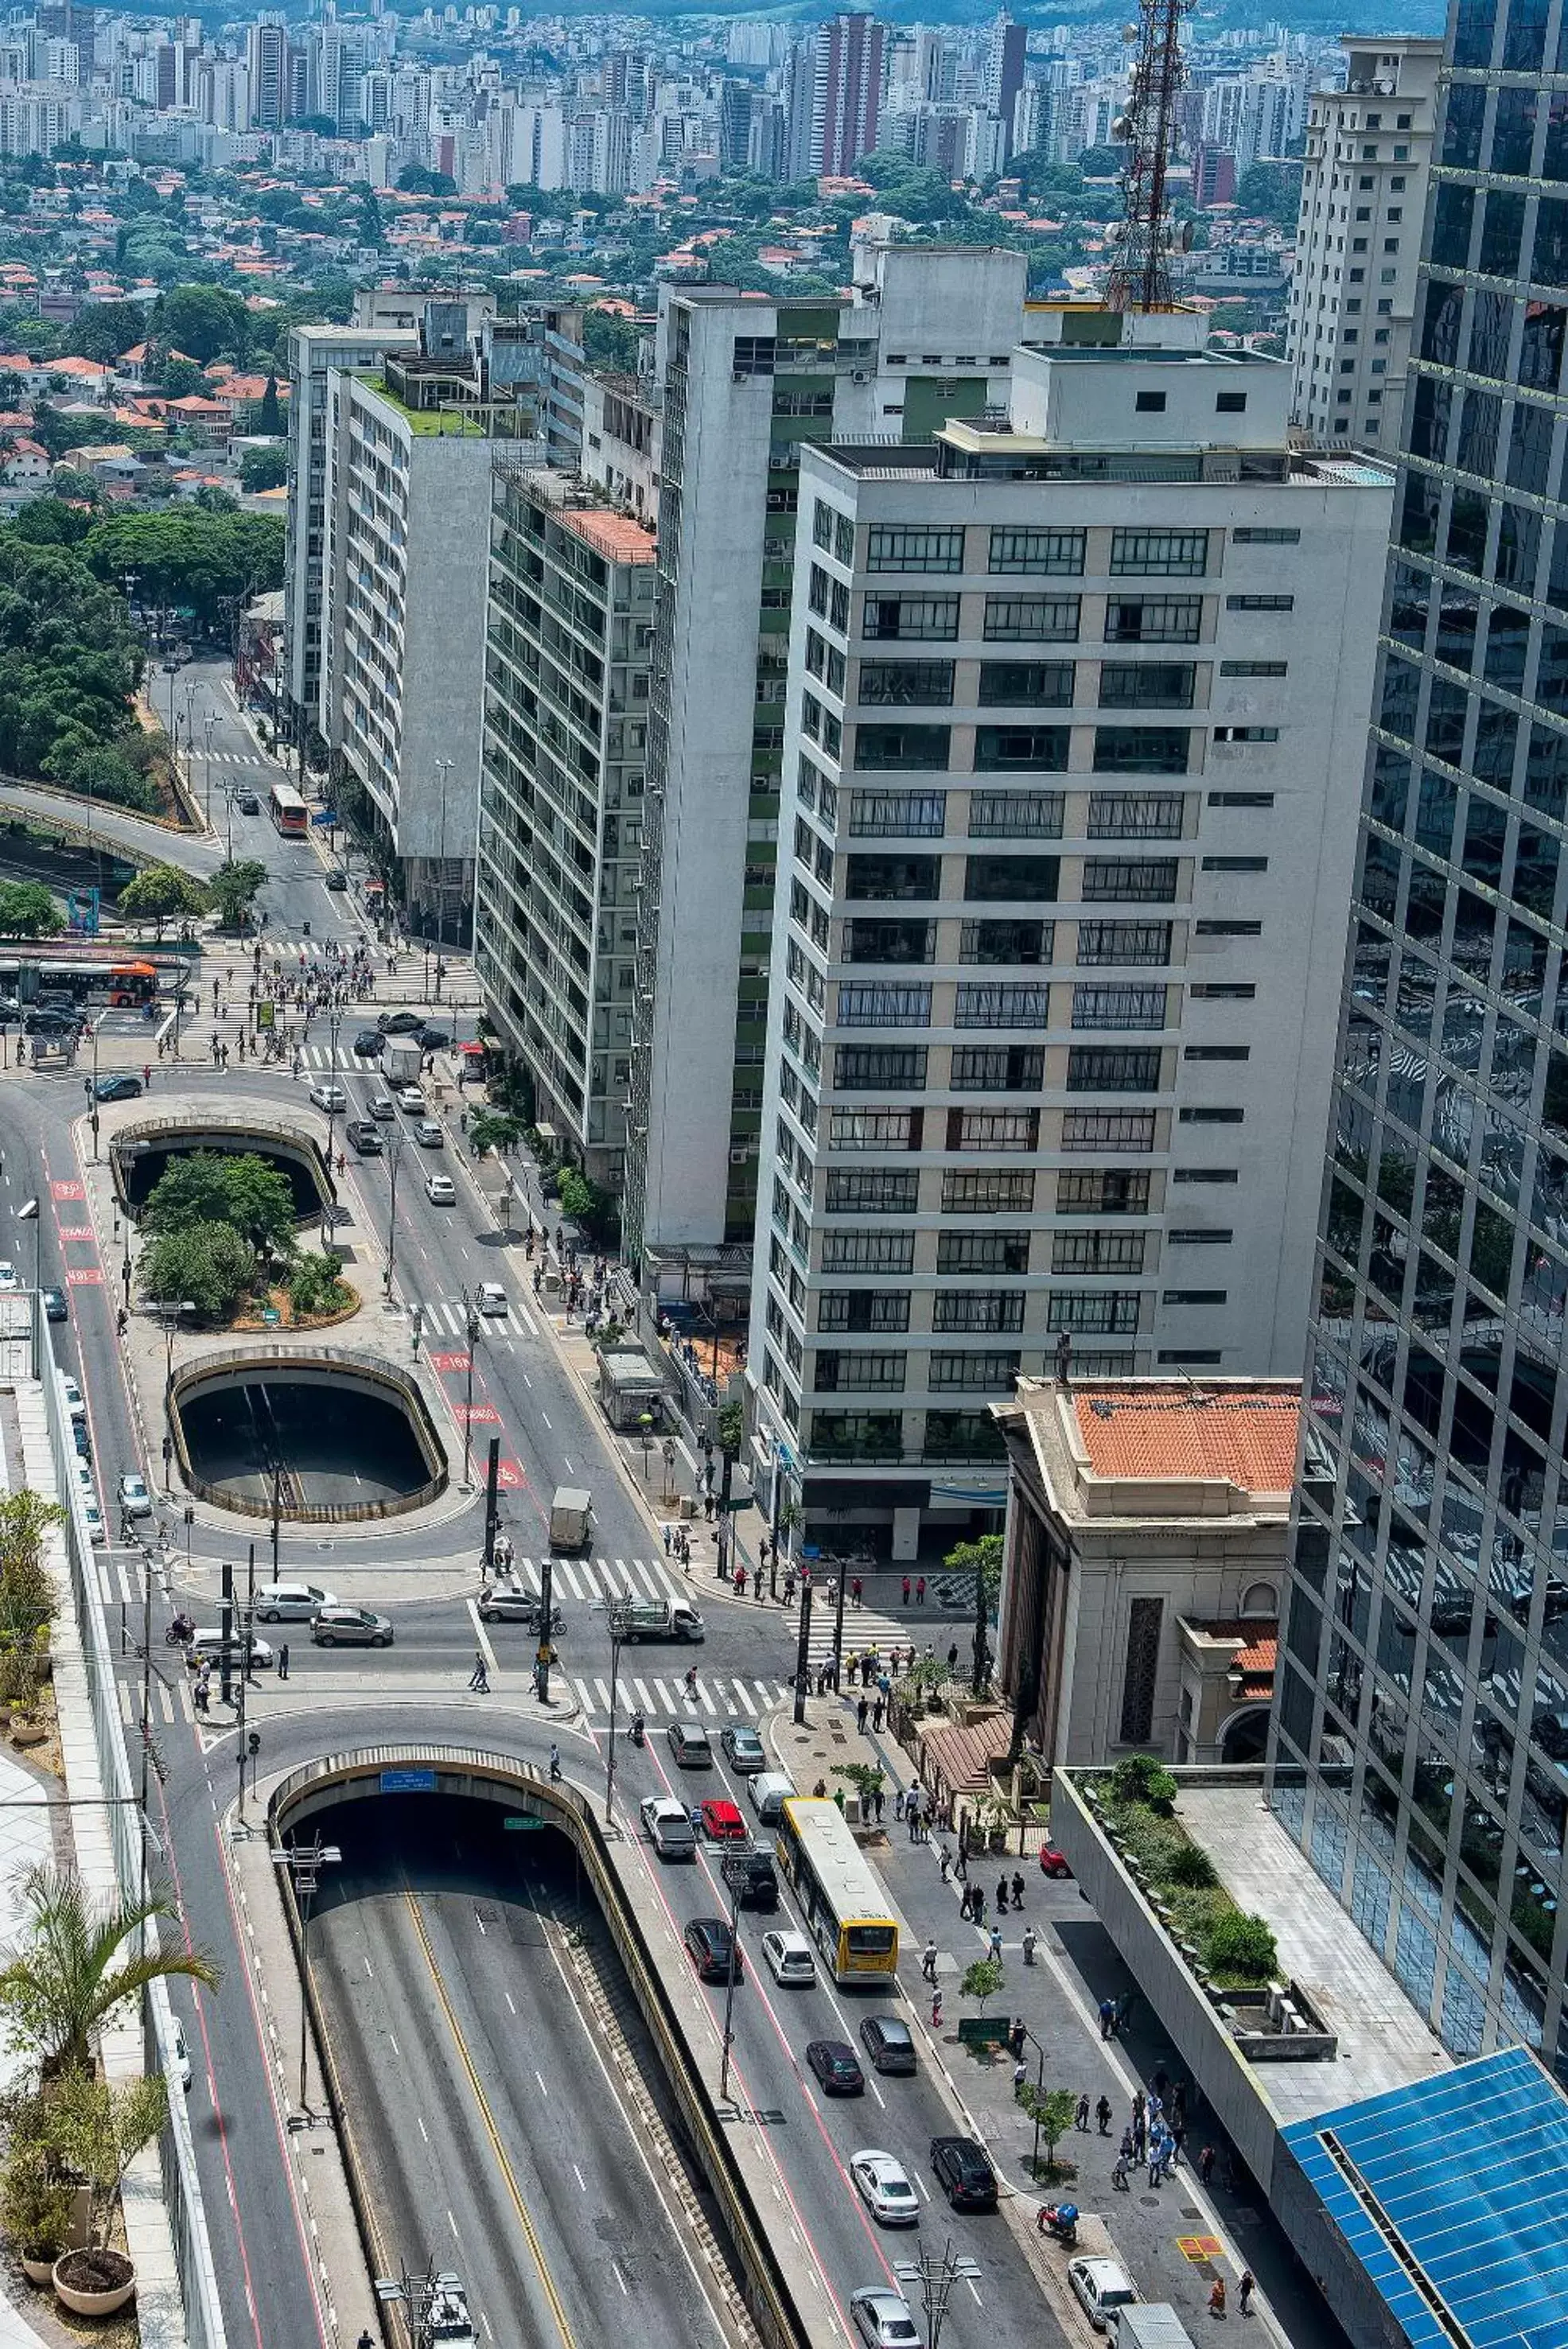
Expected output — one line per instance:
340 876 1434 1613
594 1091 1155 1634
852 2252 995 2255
894 2246 982 2349
603 1598 632 1824
461 1293 481 1486
270 1836 340 2118
15 1197 39 1378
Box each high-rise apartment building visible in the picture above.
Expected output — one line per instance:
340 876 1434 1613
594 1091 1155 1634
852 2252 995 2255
811 12 885 176
1273 0 1568 2083
245 18 287 130
1287 37 1441 454
476 468 656 1188
621 242 1028 1294
746 316 1392 1558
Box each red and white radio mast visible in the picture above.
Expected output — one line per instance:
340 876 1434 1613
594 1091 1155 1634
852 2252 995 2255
1102 0 1193 313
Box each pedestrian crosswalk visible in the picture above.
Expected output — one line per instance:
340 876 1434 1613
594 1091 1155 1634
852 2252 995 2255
95 1552 147 1608
414 1292 536 1340
117 1674 190 1728
497 1554 687 1607
570 1672 792 1721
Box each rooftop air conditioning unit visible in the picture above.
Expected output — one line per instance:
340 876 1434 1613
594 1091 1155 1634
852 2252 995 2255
730 1145 749 1165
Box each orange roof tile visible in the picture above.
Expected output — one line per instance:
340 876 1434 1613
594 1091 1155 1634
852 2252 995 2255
559 507 655 564
1072 1386 1299 1493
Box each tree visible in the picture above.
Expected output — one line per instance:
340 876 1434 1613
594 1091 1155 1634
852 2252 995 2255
139 1220 257 1320
206 856 268 928
0 1491 62 1655
0 1864 220 2081
396 162 457 197
0 881 63 939
960 1956 1005 2014
287 1251 350 1318
1108 1752 1179 1811
45 2070 169 2254
158 353 204 399
1017 2083 1079 2177
150 283 248 365
1235 159 1304 233
83 508 286 636
56 743 157 812
117 863 208 939
944 1533 1002 1614
831 1763 885 1818
584 309 640 372
468 1108 523 1157
70 299 146 365
142 1149 295 1260
256 375 282 436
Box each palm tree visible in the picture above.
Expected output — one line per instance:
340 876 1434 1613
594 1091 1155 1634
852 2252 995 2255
0 1866 220 2080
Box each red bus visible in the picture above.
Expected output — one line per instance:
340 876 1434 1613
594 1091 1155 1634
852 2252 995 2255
269 783 309 838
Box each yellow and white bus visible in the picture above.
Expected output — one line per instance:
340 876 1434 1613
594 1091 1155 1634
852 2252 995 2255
775 1797 898 1985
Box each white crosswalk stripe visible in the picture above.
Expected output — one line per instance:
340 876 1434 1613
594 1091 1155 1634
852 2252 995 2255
411 1293 535 1341
96 1553 146 1608
512 1556 683 1608
558 1672 792 1721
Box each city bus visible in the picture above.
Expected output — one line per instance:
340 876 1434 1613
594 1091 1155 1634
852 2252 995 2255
5 959 159 1007
269 783 309 838
773 1797 898 1985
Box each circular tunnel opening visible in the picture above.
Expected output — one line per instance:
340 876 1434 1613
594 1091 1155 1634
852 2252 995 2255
171 1355 443 1518
117 1130 329 1220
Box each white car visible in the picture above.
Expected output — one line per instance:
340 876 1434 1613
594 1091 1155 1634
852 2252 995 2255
640 1796 697 1860
395 1085 425 1112
58 1372 85 1421
761 1929 815 1986
850 2151 920 2227
414 1120 443 1149
1068 2258 1139 2333
850 2289 923 2349
308 1083 347 1112
169 2016 192 2091
253 1582 338 1623
367 1094 396 1120
0 1262 17 1293
426 1173 455 1204
185 1628 274 1670
476 1282 508 1315
81 1498 105 1546
117 1472 153 1520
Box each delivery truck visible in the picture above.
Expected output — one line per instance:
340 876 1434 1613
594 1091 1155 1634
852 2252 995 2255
383 1039 423 1083
548 1487 593 1549
620 1597 705 1643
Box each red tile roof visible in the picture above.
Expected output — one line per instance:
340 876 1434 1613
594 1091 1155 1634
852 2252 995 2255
1072 1386 1299 1494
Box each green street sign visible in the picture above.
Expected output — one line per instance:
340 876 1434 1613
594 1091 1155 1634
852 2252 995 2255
957 2016 1010 2048
503 1816 543 1831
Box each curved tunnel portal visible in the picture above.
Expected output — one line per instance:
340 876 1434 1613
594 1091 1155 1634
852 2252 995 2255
169 1355 445 1519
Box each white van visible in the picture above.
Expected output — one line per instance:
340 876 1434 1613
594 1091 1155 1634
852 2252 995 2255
748 1771 796 1826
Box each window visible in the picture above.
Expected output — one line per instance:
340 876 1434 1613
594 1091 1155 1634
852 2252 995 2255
959 918 1051 963
835 513 854 565
1106 597 1202 644
824 1169 920 1213
836 982 932 1027
1220 660 1287 678
989 526 1085 574
858 660 955 707
828 1108 920 1149
1163 1289 1227 1305
822 1229 915 1272
1056 1168 1151 1212
1111 529 1208 577
1227 593 1294 612
965 855 1060 902
1094 727 1190 773
848 790 946 837
1212 726 1279 743
978 662 1074 707
1184 1043 1250 1060
941 1170 1036 1212
945 1106 1040 1149
1232 527 1299 544
867 526 963 574
842 918 934 964
1194 920 1261 935
1068 1044 1162 1091
950 1044 1044 1090
929 1351 1021 1391
1061 1110 1157 1151
1048 1291 1142 1334
1119 1596 1163 1743
1099 663 1196 709
863 595 959 640
812 500 834 550
813 1351 905 1391
984 594 1081 642
932 1291 1025 1332
1072 983 1168 1029
954 981 1051 1027
1216 392 1247 414
835 1045 928 1088
817 1292 910 1332
1167 1227 1232 1244
1081 858 1179 902
937 1229 1030 1274
975 725 1070 771
1052 1230 1146 1273
967 791 1064 838
1202 855 1268 873
810 1412 903 1460
1208 792 1273 811
1087 793 1185 839
1077 919 1172 964
1190 982 1255 999
846 854 939 899
1157 1349 1223 1364
1179 1105 1244 1123
1172 1166 1238 1183
854 724 950 770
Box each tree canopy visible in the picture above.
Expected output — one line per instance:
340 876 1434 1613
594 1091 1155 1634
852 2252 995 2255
142 1149 295 1259
117 863 208 937
140 1221 255 1319
0 882 62 938
0 531 140 783
69 299 146 364
82 508 285 636
239 445 288 492
207 858 268 928
149 282 251 365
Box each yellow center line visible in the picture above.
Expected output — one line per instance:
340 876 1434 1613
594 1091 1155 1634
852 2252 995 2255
405 1892 580 2349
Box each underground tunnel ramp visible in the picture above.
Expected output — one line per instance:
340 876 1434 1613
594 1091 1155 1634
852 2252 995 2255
168 1346 448 1520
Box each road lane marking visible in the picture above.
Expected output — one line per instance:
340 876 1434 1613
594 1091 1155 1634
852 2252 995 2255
572 2164 586 2193
466 1596 498 1678
535 2069 548 2097
504 1993 516 2015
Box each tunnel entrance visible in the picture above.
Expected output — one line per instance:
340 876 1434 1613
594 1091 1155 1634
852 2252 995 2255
299 1791 737 2349
169 1354 444 1519
119 1133 327 1219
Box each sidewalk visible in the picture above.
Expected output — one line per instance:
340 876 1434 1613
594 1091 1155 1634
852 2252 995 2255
783 1697 1345 2349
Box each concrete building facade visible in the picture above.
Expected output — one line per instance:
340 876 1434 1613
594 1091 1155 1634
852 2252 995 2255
744 318 1393 1557
1287 36 1441 453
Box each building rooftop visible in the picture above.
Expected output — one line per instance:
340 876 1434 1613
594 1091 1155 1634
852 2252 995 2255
998 1376 1301 1526
558 506 655 565
1181 1781 1451 2123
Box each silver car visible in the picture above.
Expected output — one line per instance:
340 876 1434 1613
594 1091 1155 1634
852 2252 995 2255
850 2289 924 2349
310 1605 393 1649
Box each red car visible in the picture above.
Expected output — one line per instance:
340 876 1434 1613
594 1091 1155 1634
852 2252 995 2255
700 1798 747 1843
1038 1845 1073 1879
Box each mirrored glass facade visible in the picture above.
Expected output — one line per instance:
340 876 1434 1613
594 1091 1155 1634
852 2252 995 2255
1271 0 1568 2081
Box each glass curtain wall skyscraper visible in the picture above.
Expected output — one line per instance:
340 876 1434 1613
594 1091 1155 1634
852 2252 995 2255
1271 0 1568 2079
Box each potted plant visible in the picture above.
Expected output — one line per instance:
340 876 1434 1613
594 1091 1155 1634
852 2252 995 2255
0 2143 75 2285
49 2073 169 2317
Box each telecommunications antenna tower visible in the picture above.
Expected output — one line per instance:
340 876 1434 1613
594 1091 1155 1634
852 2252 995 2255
1102 0 1194 313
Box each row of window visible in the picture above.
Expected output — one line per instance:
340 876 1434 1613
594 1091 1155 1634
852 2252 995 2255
832 789 1189 841
804 1196 1236 1278
822 584 1295 645
822 722 1200 776
824 654 1210 712
835 523 1216 579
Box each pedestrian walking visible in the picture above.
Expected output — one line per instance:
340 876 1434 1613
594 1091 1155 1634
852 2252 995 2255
662 1523 671 1554
873 1787 885 1823
278 1643 290 1682
995 1876 1010 1914
469 1651 490 1692
851 1576 863 1608
1198 2145 1216 2185
1076 2092 1090 2133
988 1924 1002 1964
734 1563 747 1596
1010 1871 1026 1911
1099 1997 1117 2040
549 1743 562 1780
1021 1924 1038 1965
857 1696 869 1734
939 1845 953 1883
946 1642 959 1673
1208 2279 1226 2320
901 1576 911 1607
916 1576 925 1604
1012 2059 1028 2098
1238 2272 1255 2318
1095 2095 1112 2134
1112 2153 1130 2191
920 1938 938 1983
1009 2017 1026 2061
959 1884 974 1922
871 1696 885 1733
930 1990 943 2030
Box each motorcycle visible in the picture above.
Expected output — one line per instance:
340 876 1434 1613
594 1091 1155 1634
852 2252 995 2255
629 1713 645 1748
1038 2203 1078 2249
165 1613 196 1648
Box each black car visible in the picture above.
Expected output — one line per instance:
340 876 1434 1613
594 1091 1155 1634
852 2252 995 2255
930 2136 998 2211
684 1918 743 1985
353 1029 385 1057
721 1849 780 1911
377 1011 424 1036
345 1120 382 1155
325 869 349 891
238 793 260 815
418 1026 450 1051
93 1073 143 1102
24 1008 76 1036
806 2040 865 2097
41 1288 68 1324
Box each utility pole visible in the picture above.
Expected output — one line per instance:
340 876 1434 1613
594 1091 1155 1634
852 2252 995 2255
461 1293 481 1485
792 1582 812 1727
895 2245 982 2349
603 1598 632 1823
535 1554 554 1705
270 1836 340 2118
481 1437 500 1577
717 1864 742 2105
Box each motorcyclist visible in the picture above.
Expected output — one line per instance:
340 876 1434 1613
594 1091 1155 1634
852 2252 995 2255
166 1611 195 1646
630 1711 645 1745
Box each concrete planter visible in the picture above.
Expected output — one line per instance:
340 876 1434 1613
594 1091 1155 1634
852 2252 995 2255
53 2248 135 2316
10 1722 45 1748
19 2254 55 2286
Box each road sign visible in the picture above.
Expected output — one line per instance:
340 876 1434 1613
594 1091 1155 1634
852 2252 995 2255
502 1816 543 1832
957 2016 1011 2048
262 1307 280 1326
380 1768 436 1794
